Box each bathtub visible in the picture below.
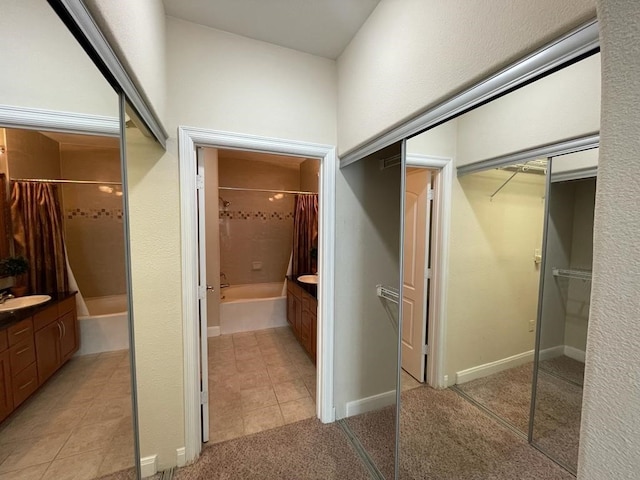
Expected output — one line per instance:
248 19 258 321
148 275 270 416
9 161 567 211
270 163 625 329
219 282 287 335
76 294 129 355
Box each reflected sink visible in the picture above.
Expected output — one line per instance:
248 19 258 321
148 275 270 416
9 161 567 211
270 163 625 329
297 274 319 285
0 295 52 312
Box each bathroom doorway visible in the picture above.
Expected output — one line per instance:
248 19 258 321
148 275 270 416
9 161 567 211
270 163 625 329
202 147 320 443
177 127 337 457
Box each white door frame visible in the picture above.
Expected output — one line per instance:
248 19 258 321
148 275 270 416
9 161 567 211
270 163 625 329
179 126 337 462
405 153 453 389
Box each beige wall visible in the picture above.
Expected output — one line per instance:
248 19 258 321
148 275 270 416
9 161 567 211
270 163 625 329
0 0 117 117
300 159 320 193
579 1 640 477
456 54 601 166
60 146 125 298
5 129 61 180
218 157 299 285
448 170 545 377
336 0 596 155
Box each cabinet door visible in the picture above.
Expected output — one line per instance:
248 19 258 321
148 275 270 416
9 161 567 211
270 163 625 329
0 350 13 422
286 293 296 327
59 312 77 361
35 321 61 384
310 311 317 363
294 296 302 338
300 310 311 353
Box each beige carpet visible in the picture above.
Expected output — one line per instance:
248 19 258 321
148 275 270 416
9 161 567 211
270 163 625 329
346 386 574 480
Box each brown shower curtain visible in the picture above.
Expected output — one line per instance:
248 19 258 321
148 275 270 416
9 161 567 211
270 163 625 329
11 182 68 294
292 194 318 276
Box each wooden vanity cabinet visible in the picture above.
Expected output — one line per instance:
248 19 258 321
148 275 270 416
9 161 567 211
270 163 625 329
286 280 317 364
0 335 13 422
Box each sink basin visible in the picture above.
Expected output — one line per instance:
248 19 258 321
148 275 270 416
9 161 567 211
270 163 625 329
0 295 52 312
297 274 319 285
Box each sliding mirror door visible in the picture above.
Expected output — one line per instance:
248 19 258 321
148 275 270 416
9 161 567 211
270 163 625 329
336 141 404 479
530 149 597 473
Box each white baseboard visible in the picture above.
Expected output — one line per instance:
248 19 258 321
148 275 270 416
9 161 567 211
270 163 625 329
176 447 186 467
564 345 586 363
207 326 221 337
456 350 534 385
538 345 565 361
345 390 396 417
140 455 158 478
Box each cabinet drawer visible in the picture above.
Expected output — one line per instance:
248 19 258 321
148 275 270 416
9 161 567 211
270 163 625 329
7 318 34 347
57 296 75 317
12 362 38 407
10 338 36 374
0 330 7 352
33 304 58 331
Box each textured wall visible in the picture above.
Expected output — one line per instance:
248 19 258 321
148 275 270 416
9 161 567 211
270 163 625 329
60 146 125 299
337 0 596 154
579 1 640 478
218 157 299 285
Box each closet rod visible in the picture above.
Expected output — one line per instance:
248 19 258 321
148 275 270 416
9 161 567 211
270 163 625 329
218 186 316 195
11 178 122 185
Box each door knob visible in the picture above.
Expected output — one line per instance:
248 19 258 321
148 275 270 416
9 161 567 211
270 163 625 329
206 285 214 292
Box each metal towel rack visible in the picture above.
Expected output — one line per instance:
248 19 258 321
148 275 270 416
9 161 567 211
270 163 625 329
376 284 399 304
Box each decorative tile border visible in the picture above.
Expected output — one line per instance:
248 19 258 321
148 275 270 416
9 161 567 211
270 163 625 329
219 210 294 220
65 208 123 220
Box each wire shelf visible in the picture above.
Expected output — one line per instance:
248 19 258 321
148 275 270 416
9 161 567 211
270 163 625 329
552 268 592 281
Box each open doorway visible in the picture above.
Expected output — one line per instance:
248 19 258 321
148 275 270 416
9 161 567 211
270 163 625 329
201 148 320 443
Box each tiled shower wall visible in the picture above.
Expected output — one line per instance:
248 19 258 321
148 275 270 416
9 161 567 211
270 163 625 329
60 146 126 298
218 157 300 285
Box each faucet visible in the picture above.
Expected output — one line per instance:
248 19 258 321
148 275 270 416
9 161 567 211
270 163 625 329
220 272 230 289
0 291 14 304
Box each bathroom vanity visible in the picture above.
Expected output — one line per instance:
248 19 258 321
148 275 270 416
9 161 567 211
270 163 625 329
0 293 77 423
286 277 317 363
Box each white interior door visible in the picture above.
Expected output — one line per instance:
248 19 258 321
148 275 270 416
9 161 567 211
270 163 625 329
402 169 432 382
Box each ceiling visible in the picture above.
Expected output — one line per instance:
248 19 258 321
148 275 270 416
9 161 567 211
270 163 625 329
162 0 380 59
39 131 120 150
218 148 314 169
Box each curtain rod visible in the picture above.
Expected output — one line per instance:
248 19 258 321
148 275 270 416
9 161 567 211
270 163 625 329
218 186 317 195
11 178 122 185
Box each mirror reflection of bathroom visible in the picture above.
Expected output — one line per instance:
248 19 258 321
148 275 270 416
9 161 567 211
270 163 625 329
530 149 597 473
335 141 402 480
201 148 320 444
0 127 137 477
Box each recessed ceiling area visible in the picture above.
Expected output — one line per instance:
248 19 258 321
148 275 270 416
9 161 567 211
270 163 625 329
163 0 380 59
217 148 314 169
39 131 120 150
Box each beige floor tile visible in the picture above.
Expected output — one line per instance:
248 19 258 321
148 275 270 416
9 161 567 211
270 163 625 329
97 450 135 477
56 419 119 459
257 342 281 356
234 345 262 362
0 432 70 473
210 413 243 434
240 385 278 412
298 362 317 377
243 405 284 435
208 335 234 351
267 364 300 383
235 359 268 374
273 379 310 404
42 449 104 480
280 397 316 425
210 424 245 444
83 395 133 425
232 333 258 348
0 463 48 480
262 351 290 367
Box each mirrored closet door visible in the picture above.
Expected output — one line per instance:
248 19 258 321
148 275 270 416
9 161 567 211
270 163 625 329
530 149 597 474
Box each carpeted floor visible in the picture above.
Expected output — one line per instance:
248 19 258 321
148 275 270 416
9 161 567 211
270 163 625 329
455 356 584 471
346 386 574 480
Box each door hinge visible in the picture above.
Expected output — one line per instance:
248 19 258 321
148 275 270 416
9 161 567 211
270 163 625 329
196 174 204 190
427 188 434 201
426 268 432 280
198 285 206 299
200 391 208 404
422 344 429 355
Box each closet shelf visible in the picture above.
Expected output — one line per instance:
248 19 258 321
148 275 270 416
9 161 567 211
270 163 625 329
376 284 399 304
552 268 592 281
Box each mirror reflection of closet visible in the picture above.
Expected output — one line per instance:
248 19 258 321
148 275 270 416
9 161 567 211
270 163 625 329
530 149 597 473
336 141 403 480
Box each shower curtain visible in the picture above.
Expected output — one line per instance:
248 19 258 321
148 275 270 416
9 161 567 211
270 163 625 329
292 194 318 276
11 182 69 294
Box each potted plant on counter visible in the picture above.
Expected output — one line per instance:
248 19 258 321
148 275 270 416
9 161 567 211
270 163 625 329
0 256 29 297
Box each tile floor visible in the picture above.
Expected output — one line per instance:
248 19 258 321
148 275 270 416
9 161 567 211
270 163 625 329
208 326 317 444
0 350 135 480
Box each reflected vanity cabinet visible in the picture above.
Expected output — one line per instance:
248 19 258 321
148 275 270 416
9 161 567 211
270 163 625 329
286 279 317 363
0 295 78 423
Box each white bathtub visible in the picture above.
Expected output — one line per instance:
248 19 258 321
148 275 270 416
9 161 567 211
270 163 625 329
76 294 129 355
219 282 287 334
